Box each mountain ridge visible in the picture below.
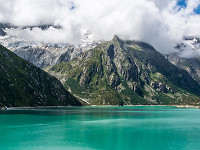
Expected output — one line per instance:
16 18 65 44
46 36 200 106
0 44 82 107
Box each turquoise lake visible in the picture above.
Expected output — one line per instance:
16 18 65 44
0 106 200 150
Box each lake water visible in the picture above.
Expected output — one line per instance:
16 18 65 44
0 106 200 150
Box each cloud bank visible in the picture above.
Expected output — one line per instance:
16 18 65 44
0 0 200 55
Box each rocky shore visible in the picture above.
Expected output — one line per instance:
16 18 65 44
175 105 200 109
0 105 200 110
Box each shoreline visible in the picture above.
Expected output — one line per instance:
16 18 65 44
1 105 200 110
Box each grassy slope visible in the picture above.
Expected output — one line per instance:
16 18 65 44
0 45 81 107
48 37 200 106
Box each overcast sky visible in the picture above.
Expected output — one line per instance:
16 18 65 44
0 0 200 55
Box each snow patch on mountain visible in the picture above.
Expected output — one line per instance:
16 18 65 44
174 36 200 58
0 27 101 68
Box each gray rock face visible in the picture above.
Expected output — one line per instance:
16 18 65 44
13 45 82 68
5 41 98 68
150 81 173 93
167 53 200 84
167 36 200 84
0 26 100 68
47 36 200 105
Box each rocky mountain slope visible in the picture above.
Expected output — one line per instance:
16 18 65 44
0 44 81 107
0 24 99 68
167 54 200 84
0 34 99 68
46 36 200 106
1 23 200 85
167 36 200 84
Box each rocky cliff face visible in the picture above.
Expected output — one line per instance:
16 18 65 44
167 53 200 84
0 45 82 107
166 36 200 84
47 36 200 105
12 43 98 68
0 35 99 68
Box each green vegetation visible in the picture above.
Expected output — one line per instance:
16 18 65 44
0 45 81 107
47 36 200 106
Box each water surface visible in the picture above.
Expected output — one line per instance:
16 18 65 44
0 106 200 150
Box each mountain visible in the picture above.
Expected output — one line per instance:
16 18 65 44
1 23 200 87
167 54 200 84
46 36 200 106
0 34 99 69
0 24 99 68
0 44 82 107
167 36 200 84
10 42 97 68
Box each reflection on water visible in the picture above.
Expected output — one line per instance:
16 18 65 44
0 106 200 150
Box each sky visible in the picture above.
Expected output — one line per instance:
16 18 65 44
0 0 200 56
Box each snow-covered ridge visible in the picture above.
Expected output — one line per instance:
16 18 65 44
174 36 200 58
0 26 101 68
166 36 200 84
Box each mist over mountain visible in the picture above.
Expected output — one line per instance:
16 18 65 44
1 0 200 57
0 24 99 68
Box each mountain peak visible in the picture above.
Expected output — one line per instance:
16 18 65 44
111 35 123 47
48 37 200 105
112 35 121 41
113 35 120 40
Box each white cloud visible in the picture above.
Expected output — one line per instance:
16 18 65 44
1 0 200 56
